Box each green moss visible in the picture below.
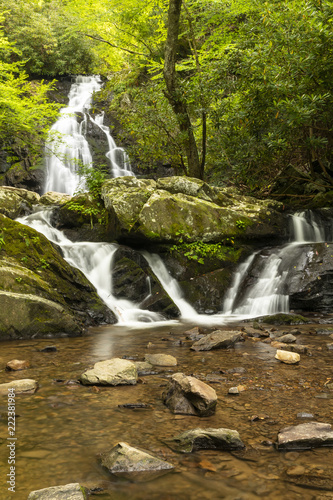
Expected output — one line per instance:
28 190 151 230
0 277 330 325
170 242 242 266
258 313 310 325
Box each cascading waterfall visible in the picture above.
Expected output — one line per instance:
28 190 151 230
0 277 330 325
43 76 134 196
17 75 332 327
223 210 331 317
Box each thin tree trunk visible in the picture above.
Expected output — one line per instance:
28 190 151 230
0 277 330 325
163 0 202 179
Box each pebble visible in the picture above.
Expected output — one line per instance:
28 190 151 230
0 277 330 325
297 412 314 419
228 387 239 395
286 465 306 476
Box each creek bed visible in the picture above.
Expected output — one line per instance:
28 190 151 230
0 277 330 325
0 319 332 499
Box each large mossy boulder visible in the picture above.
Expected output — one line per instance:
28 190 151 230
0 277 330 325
101 176 287 245
0 215 115 339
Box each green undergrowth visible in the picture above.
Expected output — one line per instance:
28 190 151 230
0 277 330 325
170 241 242 265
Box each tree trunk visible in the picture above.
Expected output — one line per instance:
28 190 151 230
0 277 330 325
163 0 202 179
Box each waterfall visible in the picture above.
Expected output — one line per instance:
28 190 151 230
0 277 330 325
43 76 135 196
222 210 330 317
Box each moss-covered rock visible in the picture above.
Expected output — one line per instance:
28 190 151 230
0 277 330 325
0 214 115 339
257 313 310 325
0 186 40 219
39 191 72 206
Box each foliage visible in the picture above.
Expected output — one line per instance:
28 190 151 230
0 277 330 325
0 0 97 76
170 241 241 265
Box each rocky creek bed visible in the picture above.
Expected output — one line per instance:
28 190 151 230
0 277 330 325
0 317 333 499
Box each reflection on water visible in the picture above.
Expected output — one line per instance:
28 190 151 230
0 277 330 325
0 321 333 499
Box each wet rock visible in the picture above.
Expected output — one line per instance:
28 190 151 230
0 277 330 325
191 330 242 351
100 442 174 473
242 327 263 338
40 346 57 353
275 349 300 364
144 354 177 366
277 334 297 343
326 343 333 351
259 313 310 325
39 192 72 206
27 483 88 499
226 367 247 374
80 358 137 386
297 412 314 419
169 427 245 453
0 186 40 219
0 379 38 395
133 361 156 376
228 387 239 395
286 465 306 476
277 422 333 450
271 341 308 354
316 327 333 335
162 372 217 416
6 359 30 371
184 327 205 341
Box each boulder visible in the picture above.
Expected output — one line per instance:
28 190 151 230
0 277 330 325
0 186 39 219
169 427 245 453
275 350 300 364
163 373 217 416
6 359 30 371
277 334 297 343
191 330 242 351
80 358 138 386
144 354 177 366
100 442 174 473
39 191 72 206
0 379 38 395
27 483 88 500
277 422 333 450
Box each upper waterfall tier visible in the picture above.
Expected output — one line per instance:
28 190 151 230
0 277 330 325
43 75 134 196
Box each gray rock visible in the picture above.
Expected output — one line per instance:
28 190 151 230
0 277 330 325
228 387 239 395
100 442 174 473
80 358 137 386
163 372 217 416
277 422 333 450
27 483 88 499
133 361 156 376
0 379 38 395
144 354 177 366
191 330 242 351
277 334 297 343
170 427 245 453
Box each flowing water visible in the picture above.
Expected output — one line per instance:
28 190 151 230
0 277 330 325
2 76 333 499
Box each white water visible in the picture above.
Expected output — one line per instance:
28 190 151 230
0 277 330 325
43 76 135 196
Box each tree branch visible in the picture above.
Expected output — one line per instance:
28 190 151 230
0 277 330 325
79 32 148 57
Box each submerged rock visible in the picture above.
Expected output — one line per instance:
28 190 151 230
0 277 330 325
27 483 88 500
6 359 30 371
144 354 177 366
80 358 137 386
169 428 245 453
100 442 174 473
275 349 300 364
191 330 242 351
277 422 333 450
163 372 217 416
0 379 38 395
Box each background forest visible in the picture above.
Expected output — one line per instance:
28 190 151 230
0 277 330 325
0 0 333 199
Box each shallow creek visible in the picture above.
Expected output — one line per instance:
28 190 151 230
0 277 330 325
0 319 333 500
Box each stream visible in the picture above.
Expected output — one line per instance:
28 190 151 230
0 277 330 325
1 76 333 499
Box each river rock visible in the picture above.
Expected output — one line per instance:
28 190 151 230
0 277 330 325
27 483 88 499
144 354 177 366
277 422 333 450
0 379 38 395
271 342 308 354
163 372 217 416
275 349 300 364
100 442 174 473
6 359 30 371
134 361 155 376
169 427 245 453
80 358 137 386
0 214 115 339
191 330 242 351
277 334 297 343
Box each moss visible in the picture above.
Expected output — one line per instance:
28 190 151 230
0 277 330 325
257 313 310 325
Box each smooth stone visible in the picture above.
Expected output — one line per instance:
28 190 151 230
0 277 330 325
163 372 217 416
271 341 308 354
144 353 177 366
275 349 300 364
133 361 156 375
191 330 242 351
277 334 297 343
277 422 333 450
80 358 137 386
6 359 30 371
297 412 314 419
228 387 239 395
100 442 174 473
170 427 245 453
0 379 38 395
27 483 88 499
